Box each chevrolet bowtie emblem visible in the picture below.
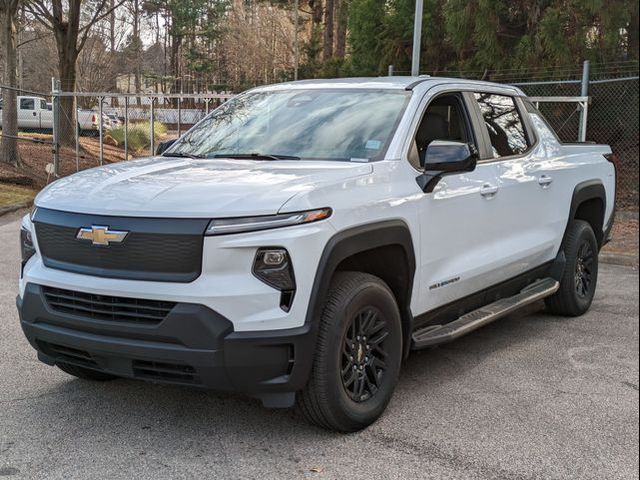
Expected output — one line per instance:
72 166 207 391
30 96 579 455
76 225 128 246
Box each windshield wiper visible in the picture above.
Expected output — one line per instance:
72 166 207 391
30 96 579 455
210 153 300 161
162 152 205 159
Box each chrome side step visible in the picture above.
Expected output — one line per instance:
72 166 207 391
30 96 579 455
411 277 559 349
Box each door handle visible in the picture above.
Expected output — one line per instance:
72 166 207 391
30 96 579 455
480 184 499 198
538 175 553 188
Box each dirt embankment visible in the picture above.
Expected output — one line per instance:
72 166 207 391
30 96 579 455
0 134 137 188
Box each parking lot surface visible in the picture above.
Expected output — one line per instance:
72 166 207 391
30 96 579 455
1 211 638 479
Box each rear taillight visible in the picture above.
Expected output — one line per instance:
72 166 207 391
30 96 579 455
91 114 96 123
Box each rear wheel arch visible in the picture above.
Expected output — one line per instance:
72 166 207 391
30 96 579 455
565 180 606 249
305 220 416 359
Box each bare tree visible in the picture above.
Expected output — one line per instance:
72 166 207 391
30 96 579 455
26 0 124 145
0 0 20 166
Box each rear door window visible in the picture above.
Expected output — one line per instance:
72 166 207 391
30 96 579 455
474 93 529 158
20 98 35 110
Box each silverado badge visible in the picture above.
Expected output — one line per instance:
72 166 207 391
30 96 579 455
76 225 128 246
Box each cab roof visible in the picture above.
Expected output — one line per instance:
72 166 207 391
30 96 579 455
252 76 525 96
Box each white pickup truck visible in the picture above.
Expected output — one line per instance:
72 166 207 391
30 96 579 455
0 95 102 134
17 77 616 432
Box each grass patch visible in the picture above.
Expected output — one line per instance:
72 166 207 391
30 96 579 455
0 183 37 208
107 122 167 153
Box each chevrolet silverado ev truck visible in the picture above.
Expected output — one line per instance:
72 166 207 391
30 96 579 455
17 77 616 432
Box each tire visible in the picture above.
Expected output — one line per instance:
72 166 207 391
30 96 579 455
57 362 118 381
545 220 599 316
298 271 403 432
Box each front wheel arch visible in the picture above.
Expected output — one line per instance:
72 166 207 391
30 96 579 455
304 221 416 360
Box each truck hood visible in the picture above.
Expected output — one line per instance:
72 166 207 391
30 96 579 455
35 156 373 217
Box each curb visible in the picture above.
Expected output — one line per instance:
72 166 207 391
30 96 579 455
0 201 31 217
599 252 639 267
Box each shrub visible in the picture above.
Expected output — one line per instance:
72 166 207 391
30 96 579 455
108 121 167 153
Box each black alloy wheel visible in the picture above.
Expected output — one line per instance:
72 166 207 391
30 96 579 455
341 307 390 403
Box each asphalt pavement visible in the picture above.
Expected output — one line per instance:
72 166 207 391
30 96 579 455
1 211 638 479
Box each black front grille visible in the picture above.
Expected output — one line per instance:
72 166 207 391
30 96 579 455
33 208 209 282
133 360 201 384
43 286 176 325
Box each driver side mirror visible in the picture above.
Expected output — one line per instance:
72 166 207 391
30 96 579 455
417 140 477 193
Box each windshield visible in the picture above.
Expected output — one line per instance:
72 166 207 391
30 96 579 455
166 89 410 161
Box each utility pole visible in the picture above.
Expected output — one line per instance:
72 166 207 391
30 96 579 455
411 0 423 76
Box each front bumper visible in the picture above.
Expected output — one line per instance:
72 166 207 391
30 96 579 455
17 283 315 406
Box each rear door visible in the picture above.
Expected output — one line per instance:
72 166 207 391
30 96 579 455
19 97 40 129
470 92 559 280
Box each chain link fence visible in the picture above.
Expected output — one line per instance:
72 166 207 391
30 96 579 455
0 85 57 186
2 72 638 210
0 85 232 188
50 89 233 173
513 76 639 210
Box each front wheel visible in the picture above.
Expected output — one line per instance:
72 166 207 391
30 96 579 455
298 272 403 432
545 220 599 316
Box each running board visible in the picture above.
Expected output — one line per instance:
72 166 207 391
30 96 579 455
411 277 559 349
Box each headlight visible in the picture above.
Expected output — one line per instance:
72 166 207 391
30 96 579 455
205 208 332 236
253 248 296 311
253 248 295 290
20 226 36 275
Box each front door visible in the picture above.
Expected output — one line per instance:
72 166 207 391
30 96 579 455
412 92 503 314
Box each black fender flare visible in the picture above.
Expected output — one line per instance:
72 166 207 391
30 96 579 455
304 220 417 358
563 180 607 248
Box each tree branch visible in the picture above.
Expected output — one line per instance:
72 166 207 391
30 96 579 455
17 31 54 47
77 0 127 52
24 0 56 28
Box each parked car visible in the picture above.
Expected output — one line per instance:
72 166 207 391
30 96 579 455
105 113 123 128
17 77 616 432
0 95 102 135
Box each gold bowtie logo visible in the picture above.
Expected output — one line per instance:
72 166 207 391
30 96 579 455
76 225 128 246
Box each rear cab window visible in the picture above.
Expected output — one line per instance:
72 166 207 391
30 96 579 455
521 98 562 143
473 93 530 158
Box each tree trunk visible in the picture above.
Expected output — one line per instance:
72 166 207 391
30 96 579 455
171 35 182 93
109 0 115 51
0 1 20 167
629 1 639 59
335 0 348 59
57 52 78 148
323 0 334 60
304 0 323 66
133 0 142 105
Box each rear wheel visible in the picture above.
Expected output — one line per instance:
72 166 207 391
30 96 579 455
298 272 403 432
57 363 118 381
545 220 599 316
